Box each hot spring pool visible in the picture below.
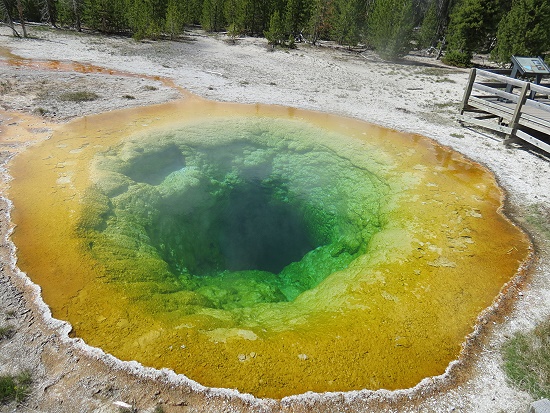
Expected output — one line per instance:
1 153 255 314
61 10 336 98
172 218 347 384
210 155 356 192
9 96 530 398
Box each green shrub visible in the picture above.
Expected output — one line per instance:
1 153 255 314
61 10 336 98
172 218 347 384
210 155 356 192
0 371 32 404
0 326 15 340
33 107 49 116
442 50 473 67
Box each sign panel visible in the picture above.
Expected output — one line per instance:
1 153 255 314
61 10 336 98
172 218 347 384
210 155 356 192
511 56 550 75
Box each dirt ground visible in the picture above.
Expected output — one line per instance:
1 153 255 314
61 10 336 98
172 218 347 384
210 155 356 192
0 25 549 413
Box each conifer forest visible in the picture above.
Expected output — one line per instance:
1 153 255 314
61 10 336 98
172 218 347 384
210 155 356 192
1 0 550 67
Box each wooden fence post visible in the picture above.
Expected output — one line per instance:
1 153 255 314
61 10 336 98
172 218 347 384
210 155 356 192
460 68 476 115
508 82 530 137
504 82 530 145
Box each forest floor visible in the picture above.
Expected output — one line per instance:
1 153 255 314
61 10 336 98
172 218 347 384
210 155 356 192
0 25 549 413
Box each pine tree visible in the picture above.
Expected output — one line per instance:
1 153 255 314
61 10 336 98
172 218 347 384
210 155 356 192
367 0 414 59
39 0 58 27
224 0 241 30
83 0 127 32
232 0 250 33
165 0 186 39
306 0 332 44
55 0 81 30
331 0 362 46
127 0 166 39
418 0 439 48
181 0 202 25
234 0 270 35
201 0 224 31
444 0 511 66
491 0 550 64
253 0 271 35
284 0 309 38
264 9 286 45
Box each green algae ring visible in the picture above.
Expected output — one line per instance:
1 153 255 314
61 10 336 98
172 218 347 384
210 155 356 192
84 118 385 310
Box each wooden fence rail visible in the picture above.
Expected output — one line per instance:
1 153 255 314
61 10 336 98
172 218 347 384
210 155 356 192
459 68 550 154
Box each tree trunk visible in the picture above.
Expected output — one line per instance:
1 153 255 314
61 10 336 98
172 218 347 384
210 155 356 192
436 36 446 59
40 0 58 27
15 0 27 37
1 0 21 37
72 0 81 31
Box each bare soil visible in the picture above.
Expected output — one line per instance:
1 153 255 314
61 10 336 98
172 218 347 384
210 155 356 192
0 25 549 413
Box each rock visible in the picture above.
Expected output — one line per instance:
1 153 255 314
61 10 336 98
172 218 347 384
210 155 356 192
113 400 133 409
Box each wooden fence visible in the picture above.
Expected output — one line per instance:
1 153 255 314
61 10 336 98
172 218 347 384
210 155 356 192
459 68 550 155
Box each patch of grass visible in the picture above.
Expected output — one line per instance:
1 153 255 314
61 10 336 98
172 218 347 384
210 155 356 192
0 371 31 404
153 405 165 413
503 319 550 399
433 102 457 109
435 77 456 83
0 325 15 340
122 95 136 100
143 85 158 91
525 204 550 241
416 67 455 76
33 107 49 116
59 91 99 102
450 132 465 139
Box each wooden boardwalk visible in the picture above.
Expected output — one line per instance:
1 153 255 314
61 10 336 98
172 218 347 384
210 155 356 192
459 68 550 154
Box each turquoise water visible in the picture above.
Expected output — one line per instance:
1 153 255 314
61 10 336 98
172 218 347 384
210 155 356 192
81 118 387 310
